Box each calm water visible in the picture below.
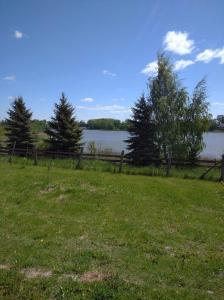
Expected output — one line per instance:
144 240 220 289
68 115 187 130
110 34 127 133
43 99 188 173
82 130 224 159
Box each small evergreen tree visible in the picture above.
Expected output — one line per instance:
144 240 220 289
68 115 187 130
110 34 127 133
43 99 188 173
126 94 159 165
45 93 82 152
5 97 33 149
0 122 5 147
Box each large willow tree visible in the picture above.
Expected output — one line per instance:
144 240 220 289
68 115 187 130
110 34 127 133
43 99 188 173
149 54 189 174
149 54 210 172
185 78 210 162
125 53 210 173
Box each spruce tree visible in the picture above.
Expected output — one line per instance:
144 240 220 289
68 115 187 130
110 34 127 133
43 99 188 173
126 95 159 165
5 97 33 149
45 93 82 152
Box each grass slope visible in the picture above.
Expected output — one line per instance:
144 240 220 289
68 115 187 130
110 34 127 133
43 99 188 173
0 163 223 299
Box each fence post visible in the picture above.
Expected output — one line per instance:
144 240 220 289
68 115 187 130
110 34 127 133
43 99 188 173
33 147 38 165
165 152 172 177
8 141 16 163
72 152 76 169
220 155 224 181
26 143 29 159
200 160 218 180
119 150 124 173
76 147 84 169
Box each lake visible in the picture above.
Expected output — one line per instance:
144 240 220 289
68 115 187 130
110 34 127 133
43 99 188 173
82 130 224 159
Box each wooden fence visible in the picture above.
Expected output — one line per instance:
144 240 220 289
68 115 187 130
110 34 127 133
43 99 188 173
0 146 223 179
0 146 130 162
0 146 130 173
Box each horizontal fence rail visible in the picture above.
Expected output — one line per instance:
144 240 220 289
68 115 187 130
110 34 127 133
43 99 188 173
0 146 221 166
0 146 223 180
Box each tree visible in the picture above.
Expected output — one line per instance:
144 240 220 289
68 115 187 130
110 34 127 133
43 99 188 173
185 79 210 162
127 53 210 172
217 115 224 124
5 97 33 149
120 119 130 131
86 118 124 130
45 93 82 152
126 94 159 165
0 122 5 147
79 120 87 128
149 53 189 174
31 119 47 133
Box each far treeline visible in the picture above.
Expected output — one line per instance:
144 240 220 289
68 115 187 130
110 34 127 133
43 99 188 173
80 119 129 131
23 118 130 132
0 118 129 134
0 53 216 172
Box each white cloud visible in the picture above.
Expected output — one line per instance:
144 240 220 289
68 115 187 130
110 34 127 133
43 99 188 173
77 104 131 113
14 30 24 39
2 75 16 81
196 47 224 64
174 59 194 71
8 96 15 100
102 70 117 77
141 61 158 76
196 49 217 63
81 97 94 103
211 102 224 106
217 48 224 64
163 31 195 55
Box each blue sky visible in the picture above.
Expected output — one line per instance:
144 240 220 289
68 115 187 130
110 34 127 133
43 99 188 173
0 0 224 121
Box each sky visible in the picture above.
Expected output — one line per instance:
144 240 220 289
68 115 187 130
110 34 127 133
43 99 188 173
0 0 224 121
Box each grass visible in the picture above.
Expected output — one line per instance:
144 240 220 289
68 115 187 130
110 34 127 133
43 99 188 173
0 154 220 181
0 161 224 299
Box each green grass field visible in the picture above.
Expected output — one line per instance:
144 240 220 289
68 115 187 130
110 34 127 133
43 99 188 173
0 162 223 299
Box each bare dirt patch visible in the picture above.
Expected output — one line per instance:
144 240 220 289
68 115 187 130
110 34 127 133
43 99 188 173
80 271 108 283
39 184 57 195
57 194 67 202
21 268 52 279
59 271 109 283
0 264 11 270
80 183 98 193
80 182 106 194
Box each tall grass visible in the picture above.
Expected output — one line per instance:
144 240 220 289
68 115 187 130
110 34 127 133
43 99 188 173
0 154 220 181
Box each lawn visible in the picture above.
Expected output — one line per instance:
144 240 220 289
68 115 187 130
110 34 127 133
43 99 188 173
0 162 223 299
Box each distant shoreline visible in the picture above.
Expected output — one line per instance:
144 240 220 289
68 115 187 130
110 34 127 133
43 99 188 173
82 128 127 132
83 128 224 133
208 129 224 133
